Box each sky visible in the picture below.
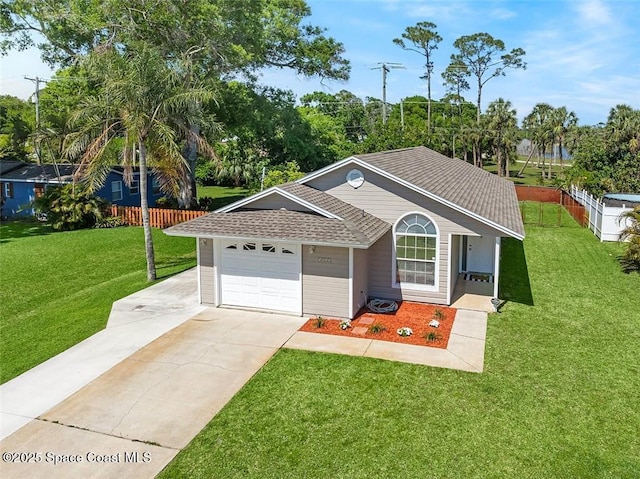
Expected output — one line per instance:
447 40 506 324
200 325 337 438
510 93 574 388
1 0 639 126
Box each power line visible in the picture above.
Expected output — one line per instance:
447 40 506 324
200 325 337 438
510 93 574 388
370 62 405 125
24 76 48 164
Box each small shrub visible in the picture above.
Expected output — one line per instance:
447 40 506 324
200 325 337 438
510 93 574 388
197 196 217 211
432 308 445 321
397 327 413 337
368 322 386 334
339 320 351 330
33 184 106 231
155 196 180 209
424 331 441 343
312 316 326 328
94 216 124 228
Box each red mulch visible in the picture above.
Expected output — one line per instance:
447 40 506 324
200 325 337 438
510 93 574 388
299 301 456 349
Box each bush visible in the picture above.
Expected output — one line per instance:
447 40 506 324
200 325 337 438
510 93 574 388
33 184 106 231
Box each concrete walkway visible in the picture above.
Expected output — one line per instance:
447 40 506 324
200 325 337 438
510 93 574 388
284 309 487 373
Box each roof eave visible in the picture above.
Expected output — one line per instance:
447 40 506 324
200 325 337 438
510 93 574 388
163 228 373 249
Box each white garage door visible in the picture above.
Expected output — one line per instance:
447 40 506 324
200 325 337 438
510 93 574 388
220 240 301 314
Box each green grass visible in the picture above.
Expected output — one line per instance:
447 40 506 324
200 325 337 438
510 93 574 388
197 185 250 210
160 222 639 478
0 221 196 383
484 159 566 186
519 200 579 227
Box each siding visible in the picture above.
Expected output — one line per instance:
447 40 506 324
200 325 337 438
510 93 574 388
352 248 368 316
2 182 35 217
198 238 216 305
307 165 504 304
302 245 349 319
242 192 314 212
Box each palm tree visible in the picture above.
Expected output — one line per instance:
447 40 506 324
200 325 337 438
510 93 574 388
549 106 578 175
483 98 518 177
520 103 553 176
65 46 217 281
618 206 640 273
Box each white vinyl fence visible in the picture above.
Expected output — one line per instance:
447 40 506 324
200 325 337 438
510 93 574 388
570 186 634 242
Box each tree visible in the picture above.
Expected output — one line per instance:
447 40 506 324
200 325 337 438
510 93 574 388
1 0 351 204
449 33 526 124
618 206 640 273
521 103 554 176
65 46 217 281
565 105 640 195
483 98 518 177
441 60 470 120
300 90 367 142
393 22 442 129
0 95 33 161
548 106 577 176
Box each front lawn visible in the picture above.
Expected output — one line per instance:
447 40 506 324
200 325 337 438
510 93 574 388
0 221 196 383
160 222 639 478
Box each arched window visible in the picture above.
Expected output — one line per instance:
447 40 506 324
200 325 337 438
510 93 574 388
394 213 438 287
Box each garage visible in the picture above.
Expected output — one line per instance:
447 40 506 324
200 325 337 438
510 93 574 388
220 240 301 314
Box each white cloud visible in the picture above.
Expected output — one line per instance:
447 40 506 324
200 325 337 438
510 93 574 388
490 8 516 20
575 0 613 26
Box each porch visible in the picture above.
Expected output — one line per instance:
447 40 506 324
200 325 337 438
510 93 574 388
450 273 495 312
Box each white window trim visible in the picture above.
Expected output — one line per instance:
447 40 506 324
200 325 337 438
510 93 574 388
391 212 439 292
111 181 123 201
129 180 139 195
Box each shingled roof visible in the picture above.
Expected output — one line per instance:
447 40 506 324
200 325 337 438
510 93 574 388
303 146 525 239
164 183 390 247
0 162 76 183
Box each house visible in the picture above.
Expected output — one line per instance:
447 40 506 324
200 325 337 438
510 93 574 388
164 146 525 318
0 161 164 217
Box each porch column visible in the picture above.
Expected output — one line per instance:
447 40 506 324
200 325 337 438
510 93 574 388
348 247 354 319
493 237 501 298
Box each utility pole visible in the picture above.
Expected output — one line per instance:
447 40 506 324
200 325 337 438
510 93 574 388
371 63 404 125
25 76 47 164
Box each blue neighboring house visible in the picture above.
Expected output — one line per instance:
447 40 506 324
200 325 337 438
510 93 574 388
0 161 164 218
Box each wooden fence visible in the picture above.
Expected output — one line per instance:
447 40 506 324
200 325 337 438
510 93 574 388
108 205 207 228
515 185 587 227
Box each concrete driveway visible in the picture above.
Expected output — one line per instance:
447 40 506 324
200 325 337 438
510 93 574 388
0 305 306 478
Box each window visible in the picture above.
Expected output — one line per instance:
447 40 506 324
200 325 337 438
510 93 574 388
394 213 438 287
3 182 14 199
129 180 139 195
111 181 123 201
242 242 256 251
262 243 276 253
151 177 161 195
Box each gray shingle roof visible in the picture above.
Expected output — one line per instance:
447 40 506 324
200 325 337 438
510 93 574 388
0 162 76 183
351 146 525 238
276 182 390 245
166 183 390 246
164 207 389 247
0 161 25 176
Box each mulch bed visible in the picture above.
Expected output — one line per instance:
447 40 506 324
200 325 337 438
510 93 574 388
299 301 456 349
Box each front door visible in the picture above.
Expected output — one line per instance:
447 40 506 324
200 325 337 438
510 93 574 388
465 236 495 273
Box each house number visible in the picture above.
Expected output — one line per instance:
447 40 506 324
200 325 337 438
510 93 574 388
317 257 332 263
